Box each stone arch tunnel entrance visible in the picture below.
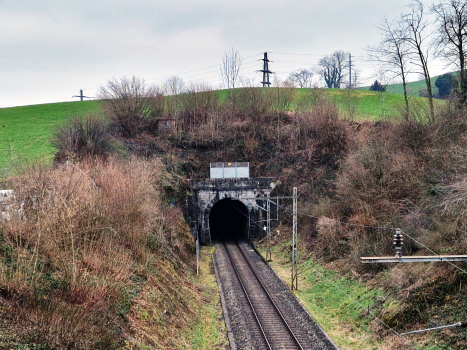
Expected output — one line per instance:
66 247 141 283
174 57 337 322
209 198 249 241
188 177 275 244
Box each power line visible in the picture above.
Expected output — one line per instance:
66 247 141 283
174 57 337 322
278 203 467 275
270 51 328 57
147 53 263 82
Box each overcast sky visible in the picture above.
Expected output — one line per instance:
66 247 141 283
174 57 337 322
0 0 450 108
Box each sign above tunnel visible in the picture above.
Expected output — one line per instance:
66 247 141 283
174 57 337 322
210 162 249 179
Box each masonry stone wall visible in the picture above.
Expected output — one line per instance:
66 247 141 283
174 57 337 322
188 178 275 244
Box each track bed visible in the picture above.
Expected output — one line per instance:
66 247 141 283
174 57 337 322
214 241 338 350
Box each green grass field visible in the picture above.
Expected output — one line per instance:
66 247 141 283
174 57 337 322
324 88 430 120
0 89 438 171
0 100 101 170
359 72 464 97
361 77 439 96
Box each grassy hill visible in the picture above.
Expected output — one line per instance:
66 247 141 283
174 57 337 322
326 88 433 119
0 89 436 170
361 72 461 96
0 100 101 170
1 86 465 349
361 76 438 95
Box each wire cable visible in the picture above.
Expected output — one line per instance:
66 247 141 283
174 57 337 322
275 203 467 275
302 263 420 350
399 229 467 275
229 197 452 348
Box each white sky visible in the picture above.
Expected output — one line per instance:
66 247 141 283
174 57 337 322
0 0 451 108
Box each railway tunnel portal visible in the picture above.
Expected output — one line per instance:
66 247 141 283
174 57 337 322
188 162 275 244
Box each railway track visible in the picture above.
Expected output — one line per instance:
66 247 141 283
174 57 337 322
222 240 306 350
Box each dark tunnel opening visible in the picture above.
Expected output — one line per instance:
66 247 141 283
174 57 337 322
209 198 249 242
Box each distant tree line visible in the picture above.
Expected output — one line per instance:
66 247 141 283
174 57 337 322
286 51 357 89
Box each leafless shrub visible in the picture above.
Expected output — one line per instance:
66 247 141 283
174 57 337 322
341 89 360 121
0 157 194 348
228 87 272 115
272 80 297 112
433 100 467 142
336 138 423 222
51 114 114 162
177 82 219 133
98 76 164 137
432 177 467 250
294 99 348 166
394 120 433 158
395 97 430 122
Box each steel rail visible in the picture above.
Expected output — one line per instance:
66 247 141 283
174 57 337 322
224 241 305 350
235 241 305 350
223 241 272 350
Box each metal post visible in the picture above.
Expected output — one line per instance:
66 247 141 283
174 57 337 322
196 238 200 275
266 192 272 261
248 212 251 244
292 187 298 290
277 197 279 222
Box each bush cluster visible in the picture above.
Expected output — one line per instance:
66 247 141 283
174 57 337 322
0 157 195 349
51 114 113 162
47 76 467 347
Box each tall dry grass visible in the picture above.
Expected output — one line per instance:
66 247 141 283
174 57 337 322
0 157 194 349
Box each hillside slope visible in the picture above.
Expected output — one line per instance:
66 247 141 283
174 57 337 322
2 89 467 349
0 101 101 170
0 89 437 170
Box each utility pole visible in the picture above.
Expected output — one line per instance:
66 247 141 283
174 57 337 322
348 54 352 89
260 52 273 87
291 187 298 290
266 192 271 261
240 191 299 289
72 90 91 101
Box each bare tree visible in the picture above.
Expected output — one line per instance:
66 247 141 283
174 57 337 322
373 70 391 122
342 89 360 121
220 48 242 89
288 68 314 88
317 50 349 88
401 0 434 121
164 76 185 95
432 0 467 100
367 17 411 119
349 68 363 89
98 76 164 137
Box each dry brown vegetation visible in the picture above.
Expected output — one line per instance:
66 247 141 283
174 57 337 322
0 157 199 349
133 86 467 348
11 77 467 348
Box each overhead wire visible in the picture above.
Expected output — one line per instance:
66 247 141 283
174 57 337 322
147 53 263 83
234 198 418 348
275 201 467 277
267 200 464 347
302 263 420 350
